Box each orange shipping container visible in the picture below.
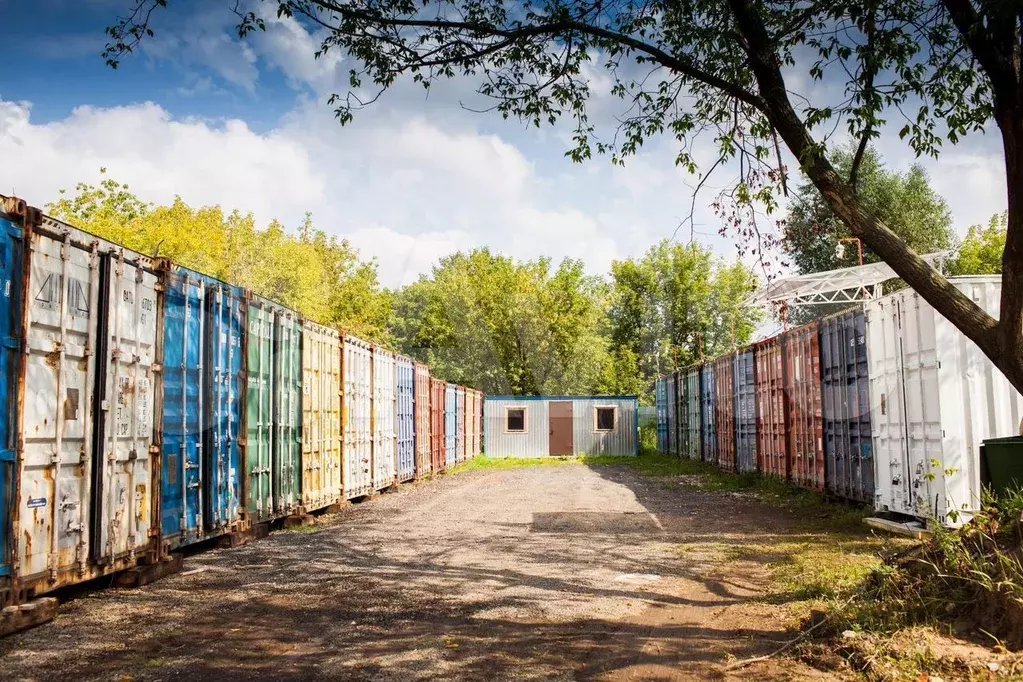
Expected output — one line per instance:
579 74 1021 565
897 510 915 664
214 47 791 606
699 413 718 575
784 322 825 490
429 377 447 473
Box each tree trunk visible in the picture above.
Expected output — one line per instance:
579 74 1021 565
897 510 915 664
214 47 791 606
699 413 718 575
727 0 1023 394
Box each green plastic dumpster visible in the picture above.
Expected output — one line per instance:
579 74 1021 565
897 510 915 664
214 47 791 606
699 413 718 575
981 436 1023 497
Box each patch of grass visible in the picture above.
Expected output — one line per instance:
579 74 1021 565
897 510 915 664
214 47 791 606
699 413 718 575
281 523 325 534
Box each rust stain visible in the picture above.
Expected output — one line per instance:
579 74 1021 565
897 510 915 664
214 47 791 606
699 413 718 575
44 350 60 368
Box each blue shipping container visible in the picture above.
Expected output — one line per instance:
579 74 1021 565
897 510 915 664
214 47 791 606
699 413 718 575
396 356 416 482
700 364 718 464
445 383 456 467
665 373 677 456
734 350 757 474
820 310 874 503
655 377 668 454
161 267 246 549
0 214 23 583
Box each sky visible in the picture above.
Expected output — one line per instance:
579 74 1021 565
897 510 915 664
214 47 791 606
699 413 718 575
0 0 1010 290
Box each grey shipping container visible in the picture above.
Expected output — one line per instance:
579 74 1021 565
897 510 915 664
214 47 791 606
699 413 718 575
665 374 678 455
734 350 757 474
820 309 873 503
484 396 638 458
371 346 396 490
395 355 415 482
682 367 701 460
343 335 373 499
655 377 668 453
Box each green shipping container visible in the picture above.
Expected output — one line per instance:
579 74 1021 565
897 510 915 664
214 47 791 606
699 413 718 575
245 295 303 520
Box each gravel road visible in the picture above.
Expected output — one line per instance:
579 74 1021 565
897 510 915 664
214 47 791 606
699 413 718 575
0 464 841 681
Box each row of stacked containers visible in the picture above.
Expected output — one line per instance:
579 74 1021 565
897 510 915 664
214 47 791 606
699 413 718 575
0 196 486 607
657 276 1023 527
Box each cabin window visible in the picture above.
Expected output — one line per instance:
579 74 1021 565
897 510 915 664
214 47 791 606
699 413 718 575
595 407 616 431
506 407 526 433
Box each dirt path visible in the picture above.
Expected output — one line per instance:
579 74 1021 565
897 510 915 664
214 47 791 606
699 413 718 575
0 465 843 681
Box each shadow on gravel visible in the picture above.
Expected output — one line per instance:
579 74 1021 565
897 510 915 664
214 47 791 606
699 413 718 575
0 465 809 681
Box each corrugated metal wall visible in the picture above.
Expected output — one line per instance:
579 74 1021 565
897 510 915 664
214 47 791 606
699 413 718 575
414 363 431 478
785 322 825 491
430 377 447 472
342 335 372 499
683 368 701 461
713 355 736 472
371 347 396 491
483 397 637 458
820 310 873 503
455 386 466 463
464 390 476 460
302 321 342 510
0 209 22 591
444 384 456 467
733 350 757 474
655 378 668 453
395 355 415 483
755 336 787 480
700 364 717 464
665 374 677 455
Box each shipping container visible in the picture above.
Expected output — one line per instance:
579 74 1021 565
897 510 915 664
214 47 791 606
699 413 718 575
395 355 415 482
464 389 476 460
682 367 701 460
17 215 162 595
0 201 26 602
342 336 373 499
733 350 757 474
655 377 668 454
445 383 456 467
475 390 484 456
245 296 301 521
665 373 678 455
430 377 447 472
713 354 736 471
456 386 467 463
784 322 825 491
866 277 1023 525
820 310 873 503
484 396 638 457
161 265 245 551
372 346 397 490
414 362 431 478
303 321 342 509
755 336 788 480
700 364 717 464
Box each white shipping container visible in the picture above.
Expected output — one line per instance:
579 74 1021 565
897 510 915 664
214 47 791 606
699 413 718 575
20 222 158 592
301 320 342 512
866 277 1023 526
372 347 396 490
343 336 373 499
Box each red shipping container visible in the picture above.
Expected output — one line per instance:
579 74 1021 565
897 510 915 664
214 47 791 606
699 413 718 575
784 322 825 490
713 354 736 471
414 362 431 478
755 336 789 480
429 376 447 472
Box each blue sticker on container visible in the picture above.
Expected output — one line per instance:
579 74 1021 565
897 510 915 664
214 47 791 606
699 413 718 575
27 497 46 509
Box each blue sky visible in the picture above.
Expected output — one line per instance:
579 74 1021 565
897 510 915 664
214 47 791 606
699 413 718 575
0 0 1009 291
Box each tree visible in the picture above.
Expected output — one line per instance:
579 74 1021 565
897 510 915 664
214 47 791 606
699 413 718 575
104 0 1023 392
783 145 954 274
608 240 760 397
390 248 613 395
951 212 1009 276
48 172 393 342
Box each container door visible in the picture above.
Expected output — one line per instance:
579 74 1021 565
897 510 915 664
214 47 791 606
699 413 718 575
0 218 23 579
21 232 97 581
866 296 911 514
341 338 371 499
549 401 574 456
90 252 157 564
204 285 242 533
445 386 456 466
161 272 203 546
246 302 273 520
275 315 301 514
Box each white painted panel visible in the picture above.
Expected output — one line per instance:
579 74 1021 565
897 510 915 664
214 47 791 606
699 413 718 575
343 336 373 498
866 277 1023 525
372 347 396 490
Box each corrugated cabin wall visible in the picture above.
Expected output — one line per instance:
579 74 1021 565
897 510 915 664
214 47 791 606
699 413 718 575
483 397 638 458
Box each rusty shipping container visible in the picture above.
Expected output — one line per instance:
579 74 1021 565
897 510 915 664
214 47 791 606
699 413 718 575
755 335 788 480
455 386 467 463
429 377 447 472
15 209 162 596
713 354 736 472
820 310 873 504
0 199 25 604
302 321 342 510
733 349 757 474
414 362 431 478
371 346 396 490
342 335 373 499
464 389 476 460
784 322 825 491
